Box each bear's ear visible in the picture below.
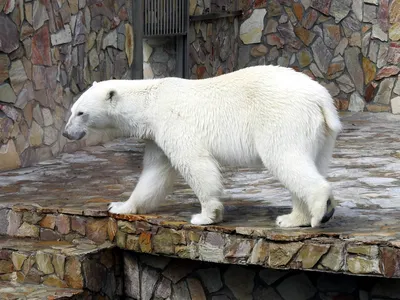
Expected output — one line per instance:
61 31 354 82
107 90 116 101
93 81 98 86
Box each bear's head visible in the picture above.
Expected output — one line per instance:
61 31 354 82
63 81 117 140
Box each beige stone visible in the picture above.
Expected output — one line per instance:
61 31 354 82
65 256 83 289
391 96 400 114
240 9 266 44
0 83 17 103
189 0 197 15
11 252 28 271
297 244 330 269
16 222 39 238
52 254 66 280
0 140 21 171
143 62 154 79
347 245 379 257
347 256 379 274
389 23 400 41
269 242 303 268
143 41 153 62
43 274 68 288
9 60 28 95
36 251 54 274
29 121 43 146
250 45 268 57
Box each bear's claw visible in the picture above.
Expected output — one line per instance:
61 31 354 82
321 198 335 224
299 198 335 228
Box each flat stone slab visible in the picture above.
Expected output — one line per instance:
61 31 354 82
1 112 400 278
0 281 83 299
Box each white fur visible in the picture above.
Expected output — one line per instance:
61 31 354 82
65 65 342 228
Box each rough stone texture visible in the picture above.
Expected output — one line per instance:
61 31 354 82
50 25 72 46
311 37 333 73
0 14 19 53
376 66 400 80
345 47 364 94
0 237 120 298
330 0 352 23
235 0 400 114
349 92 366 112
124 253 140 299
141 266 159 300
116 251 400 300
9 60 27 95
197 268 223 293
190 15 238 79
0 0 134 171
392 96 400 114
374 77 396 104
277 273 316 300
362 57 376 84
0 84 17 103
224 266 255 299
240 9 266 44
0 282 84 299
36 252 54 274
143 39 177 80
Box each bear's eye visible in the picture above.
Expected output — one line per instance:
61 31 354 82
77 112 84 116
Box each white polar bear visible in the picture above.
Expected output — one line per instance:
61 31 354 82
63 65 342 228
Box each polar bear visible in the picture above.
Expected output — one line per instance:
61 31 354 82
63 65 342 228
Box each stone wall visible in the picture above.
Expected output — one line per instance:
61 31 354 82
189 0 239 78
143 38 177 79
238 0 400 114
124 252 400 300
144 0 240 80
0 0 134 171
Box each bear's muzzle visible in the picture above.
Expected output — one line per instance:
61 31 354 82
62 130 86 140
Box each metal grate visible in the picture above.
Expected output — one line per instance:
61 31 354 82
144 0 188 37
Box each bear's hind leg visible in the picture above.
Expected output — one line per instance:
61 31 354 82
314 133 338 224
276 194 311 227
260 152 332 228
109 141 176 215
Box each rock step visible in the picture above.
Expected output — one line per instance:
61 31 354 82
0 237 123 298
4 208 114 244
0 281 84 300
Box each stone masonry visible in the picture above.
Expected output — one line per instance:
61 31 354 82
237 0 400 113
143 38 177 79
189 0 239 78
0 0 134 171
123 252 400 300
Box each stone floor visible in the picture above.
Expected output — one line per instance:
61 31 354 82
1 112 400 239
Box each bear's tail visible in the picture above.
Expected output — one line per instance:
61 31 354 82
319 96 342 137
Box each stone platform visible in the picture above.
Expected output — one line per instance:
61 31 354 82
0 112 400 298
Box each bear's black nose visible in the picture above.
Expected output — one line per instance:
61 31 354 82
62 131 70 139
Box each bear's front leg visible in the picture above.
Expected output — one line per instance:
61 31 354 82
160 139 225 225
108 140 176 215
